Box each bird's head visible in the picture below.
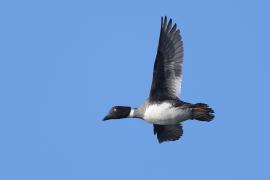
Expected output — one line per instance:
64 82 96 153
103 106 131 121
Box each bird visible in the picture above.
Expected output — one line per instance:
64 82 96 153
103 16 215 143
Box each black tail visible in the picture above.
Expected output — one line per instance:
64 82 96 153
191 103 215 121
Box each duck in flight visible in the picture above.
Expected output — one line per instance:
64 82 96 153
103 16 215 143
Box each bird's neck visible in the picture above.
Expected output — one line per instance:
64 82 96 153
128 108 142 118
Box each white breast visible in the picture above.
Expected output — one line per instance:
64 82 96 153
143 102 190 125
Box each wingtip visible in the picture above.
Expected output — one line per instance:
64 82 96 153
167 18 172 32
161 16 177 32
161 16 168 28
164 16 167 27
157 138 165 144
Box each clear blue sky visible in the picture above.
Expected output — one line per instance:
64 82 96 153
1 0 269 179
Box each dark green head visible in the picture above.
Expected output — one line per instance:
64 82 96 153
103 106 131 121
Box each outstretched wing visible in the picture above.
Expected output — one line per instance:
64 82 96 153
149 16 184 101
153 124 183 143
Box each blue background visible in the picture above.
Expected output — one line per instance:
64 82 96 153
1 0 269 179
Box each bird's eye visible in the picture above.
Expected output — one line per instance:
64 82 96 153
113 108 117 112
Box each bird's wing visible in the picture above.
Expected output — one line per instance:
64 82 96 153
149 16 184 101
153 124 183 143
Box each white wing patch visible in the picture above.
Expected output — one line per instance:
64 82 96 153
174 77 182 97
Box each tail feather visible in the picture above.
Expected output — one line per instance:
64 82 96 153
191 103 215 121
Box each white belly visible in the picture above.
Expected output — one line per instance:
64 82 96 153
143 102 191 125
